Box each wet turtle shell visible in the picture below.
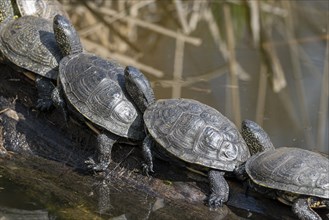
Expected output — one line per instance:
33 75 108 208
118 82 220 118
0 0 14 23
15 0 68 20
0 15 61 79
59 53 144 140
246 147 329 199
143 98 250 171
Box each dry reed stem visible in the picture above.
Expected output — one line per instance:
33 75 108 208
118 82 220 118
188 0 204 32
247 0 260 45
78 23 103 37
174 0 190 34
283 1 313 148
263 34 329 47
153 65 228 88
83 1 140 53
203 8 250 81
261 34 287 92
316 39 329 152
223 4 241 127
172 34 185 98
81 38 163 78
255 62 268 126
96 5 202 46
227 0 287 16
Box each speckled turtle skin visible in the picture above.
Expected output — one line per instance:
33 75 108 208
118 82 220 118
144 98 250 171
246 147 329 199
0 15 61 79
59 53 144 140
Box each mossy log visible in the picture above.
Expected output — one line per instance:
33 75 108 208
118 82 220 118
1 64 328 220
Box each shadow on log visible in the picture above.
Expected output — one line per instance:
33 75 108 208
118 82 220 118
1 64 328 219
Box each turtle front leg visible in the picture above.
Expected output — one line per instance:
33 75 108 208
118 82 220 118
292 198 321 220
51 85 68 123
35 76 55 111
142 134 154 175
208 170 229 208
85 133 119 171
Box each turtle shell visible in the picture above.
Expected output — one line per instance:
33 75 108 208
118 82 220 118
144 99 250 171
246 147 329 199
0 0 14 23
16 0 69 20
59 53 144 140
0 15 61 79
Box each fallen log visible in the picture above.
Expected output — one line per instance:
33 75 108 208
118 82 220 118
1 64 328 219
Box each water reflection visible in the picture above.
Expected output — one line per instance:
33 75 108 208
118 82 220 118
1 0 328 219
62 0 328 154
96 179 111 215
0 206 49 220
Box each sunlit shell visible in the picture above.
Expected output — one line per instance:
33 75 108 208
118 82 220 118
0 16 61 79
144 99 250 171
246 147 329 198
16 0 69 20
59 53 144 140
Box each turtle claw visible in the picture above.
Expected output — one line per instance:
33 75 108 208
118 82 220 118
36 98 53 111
208 193 225 208
85 157 109 172
142 163 154 176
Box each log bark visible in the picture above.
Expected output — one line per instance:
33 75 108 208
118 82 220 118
1 64 328 219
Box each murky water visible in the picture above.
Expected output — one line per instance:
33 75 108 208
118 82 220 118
65 0 328 153
134 1 328 154
0 0 328 219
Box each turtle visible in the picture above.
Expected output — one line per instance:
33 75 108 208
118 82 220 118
51 14 145 171
247 148 329 220
124 66 254 208
0 0 68 22
235 121 329 220
13 0 69 21
0 0 14 23
0 14 62 110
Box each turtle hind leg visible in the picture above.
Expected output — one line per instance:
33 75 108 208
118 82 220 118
142 134 154 175
208 170 229 208
85 133 119 172
51 84 68 123
292 198 322 220
35 76 55 111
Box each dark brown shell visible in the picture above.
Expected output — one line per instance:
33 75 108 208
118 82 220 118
144 99 250 171
246 147 329 198
0 16 61 79
59 53 144 140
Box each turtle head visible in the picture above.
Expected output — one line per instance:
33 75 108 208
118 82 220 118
241 119 275 155
124 66 155 113
53 14 83 56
